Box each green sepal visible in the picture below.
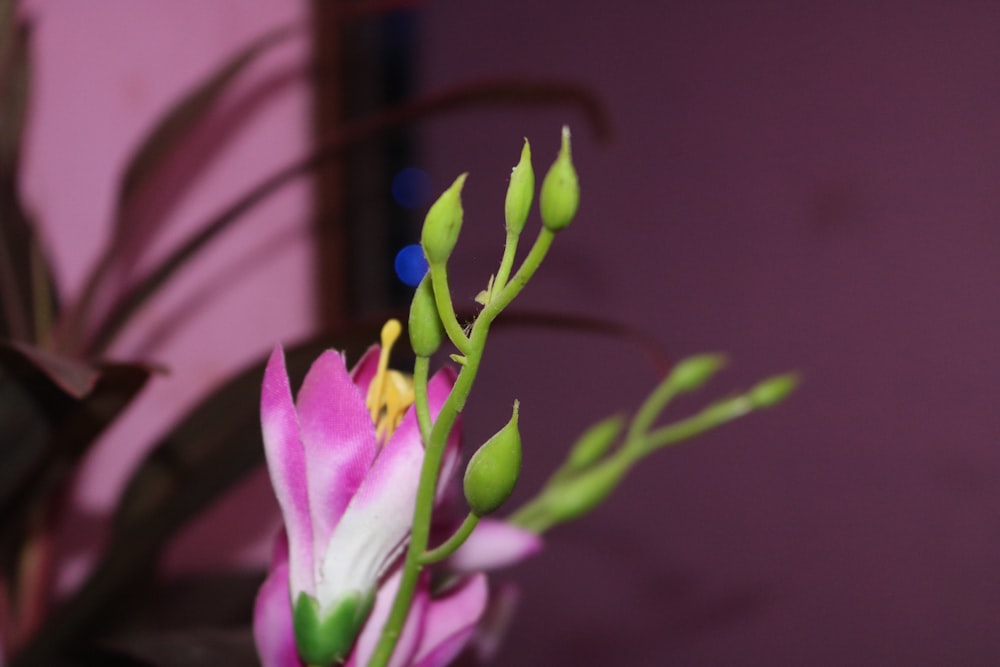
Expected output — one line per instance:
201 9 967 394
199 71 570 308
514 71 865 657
539 126 579 232
293 590 375 666
464 401 522 515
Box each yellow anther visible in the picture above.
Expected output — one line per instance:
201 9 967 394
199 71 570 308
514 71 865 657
365 319 414 443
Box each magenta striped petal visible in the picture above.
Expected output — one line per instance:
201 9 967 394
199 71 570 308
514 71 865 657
296 350 378 571
316 408 426 608
411 574 488 667
260 346 313 599
448 520 542 572
253 549 304 667
347 570 430 667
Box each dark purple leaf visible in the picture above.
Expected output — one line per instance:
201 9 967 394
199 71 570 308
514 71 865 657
62 25 299 353
85 78 610 356
99 630 260 667
0 343 151 582
10 323 384 665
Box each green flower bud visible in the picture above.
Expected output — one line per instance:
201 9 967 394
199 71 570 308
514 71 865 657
748 373 799 408
464 401 522 516
408 275 444 356
565 414 624 471
505 139 534 236
539 126 579 232
668 354 726 393
544 458 628 526
421 173 467 264
293 590 375 666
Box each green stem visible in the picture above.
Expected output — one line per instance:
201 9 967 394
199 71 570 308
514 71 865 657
368 224 558 667
420 513 480 564
486 227 555 318
367 318 491 667
635 396 751 457
429 262 470 354
623 374 677 450
491 230 520 294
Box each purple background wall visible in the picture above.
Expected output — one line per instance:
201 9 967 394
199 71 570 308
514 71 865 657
417 2 1000 665
18 1 1000 664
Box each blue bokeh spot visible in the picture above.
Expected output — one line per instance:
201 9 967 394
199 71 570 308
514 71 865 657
394 244 429 287
391 167 432 209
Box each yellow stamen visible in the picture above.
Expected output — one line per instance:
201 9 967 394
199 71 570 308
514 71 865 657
365 319 415 443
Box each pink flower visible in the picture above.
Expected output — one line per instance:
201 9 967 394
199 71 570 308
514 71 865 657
253 323 541 667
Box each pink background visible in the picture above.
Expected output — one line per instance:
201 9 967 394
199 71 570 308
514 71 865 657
19 1 1000 665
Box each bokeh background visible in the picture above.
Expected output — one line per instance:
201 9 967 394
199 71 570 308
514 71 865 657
19 1 1000 665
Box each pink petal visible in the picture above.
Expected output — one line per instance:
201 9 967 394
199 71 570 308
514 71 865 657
347 570 430 667
448 520 542 573
316 410 426 608
253 555 304 667
412 574 489 667
261 346 313 598
349 345 381 399
428 367 461 497
389 365 460 499
296 350 378 572
470 583 520 662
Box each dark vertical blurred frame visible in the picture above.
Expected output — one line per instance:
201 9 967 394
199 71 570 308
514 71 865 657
311 3 419 324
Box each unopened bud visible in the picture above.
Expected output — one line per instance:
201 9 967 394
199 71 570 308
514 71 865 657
421 173 467 264
408 275 444 356
748 373 799 408
668 354 726 392
464 401 522 515
539 126 579 232
566 414 623 471
293 591 375 666
505 139 534 236
544 458 627 526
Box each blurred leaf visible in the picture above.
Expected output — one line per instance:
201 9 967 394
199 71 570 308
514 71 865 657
114 26 296 224
488 309 669 375
86 78 611 356
0 0 30 172
99 629 260 667
10 323 385 666
119 573 263 633
4 341 100 398
64 25 298 352
0 344 151 579
0 7 59 344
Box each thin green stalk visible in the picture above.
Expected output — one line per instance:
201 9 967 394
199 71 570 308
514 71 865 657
420 513 480 565
486 227 554 318
413 356 433 446
636 396 751 457
624 374 678 448
367 318 491 667
491 230 520 294
429 263 470 354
